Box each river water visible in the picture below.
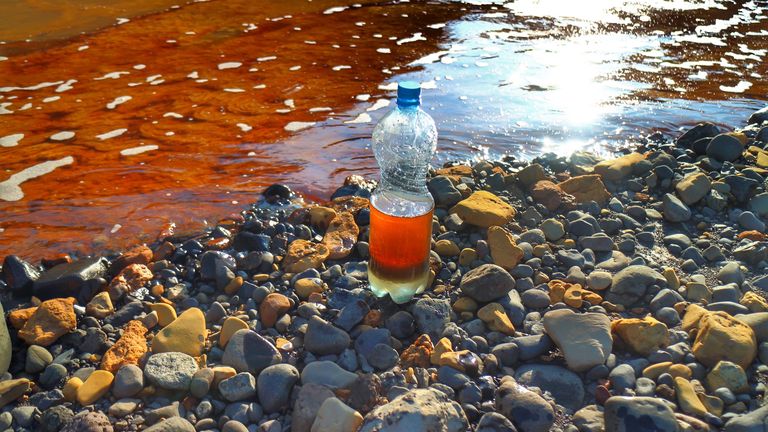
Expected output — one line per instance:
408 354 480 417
0 0 766 259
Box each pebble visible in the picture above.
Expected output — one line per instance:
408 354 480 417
219 372 257 401
258 364 300 413
359 388 468 432
222 329 282 375
311 397 363 432
301 361 358 389
144 352 198 390
543 309 612 372
495 378 554 432
515 364 585 412
113 364 144 398
152 307 206 356
604 396 678 431
304 315 351 355
76 370 114 406
25 345 53 373
459 264 516 302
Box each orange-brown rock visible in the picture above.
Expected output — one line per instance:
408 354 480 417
593 153 646 181
400 334 433 368
738 230 767 241
435 165 473 181
8 307 38 330
152 241 176 261
330 196 370 216
363 310 383 327
112 245 153 273
451 191 516 227
18 298 77 346
692 312 756 369
309 206 338 230
322 212 360 260
108 263 153 301
283 240 330 273
558 175 611 205
100 320 148 373
531 180 573 212
260 293 292 328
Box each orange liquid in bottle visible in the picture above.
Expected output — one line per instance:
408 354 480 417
368 199 433 303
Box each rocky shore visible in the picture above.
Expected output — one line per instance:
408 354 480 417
1 106 768 432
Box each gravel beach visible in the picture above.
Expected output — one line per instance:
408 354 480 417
1 106 768 431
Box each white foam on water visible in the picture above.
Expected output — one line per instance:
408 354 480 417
378 82 398 91
116 17 130 24
253 84 267 89
134 64 146 70
0 81 64 93
0 156 75 201
18 103 32 111
187 71 199 79
95 71 130 80
96 128 128 140
55 79 77 93
42 96 61 103
0 103 13 114
78 45 89 51
284 121 315 132
0 133 23 147
345 113 371 124
427 23 445 29
367 99 390 111
166 39 177 44
257 56 277 62
224 88 246 93
0 56 7 61
165 131 175 136
106 96 132 109
397 32 426 45
332 65 351 71
247 151 256 156
410 51 448 65
421 80 437 89
110 224 122 234
149 79 165 86
720 80 752 93
236 123 252 132
304 40 316 45
355 22 366 27
146 74 162 82
355 94 370 101
120 145 158 156
275 108 291 113
50 131 75 141
163 112 184 118
284 99 295 108
323 6 347 14
309 107 332 112
218 62 242 70
377 48 391 54
289 66 301 71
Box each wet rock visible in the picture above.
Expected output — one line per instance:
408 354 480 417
283 240 330 273
85 291 114 319
488 226 524 269
107 263 153 301
594 153 645 181
460 264 516 302
33 257 107 303
428 176 462 207
450 191 516 228
531 180 570 211
2 255 39 294
260 292 291 328
359 388 468 432
18 297 77 346
323 211 359 260
707 133 744 162
677 122 719 148
543 309 612 372
223 330 282 375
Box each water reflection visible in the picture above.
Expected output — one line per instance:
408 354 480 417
0 0 766 258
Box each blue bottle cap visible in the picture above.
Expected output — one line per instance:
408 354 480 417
397 81 421 107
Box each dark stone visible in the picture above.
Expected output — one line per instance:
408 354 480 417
33 257 108 303
330 184 372 200
105 301 145 327
263 184 293 202
222 330 281 375
233 232 271 252
347 374 381 414
676 122 720 148
723 175 758 203
2 255 40 294
200 251 235 281
334 299 370 331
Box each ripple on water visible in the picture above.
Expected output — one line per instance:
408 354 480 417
120 145 159 156
284 121 315 132
50 131 75 141
0 157 75 201
106 96 132 109
96 128 128 140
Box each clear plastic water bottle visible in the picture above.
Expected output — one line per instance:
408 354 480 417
368 81 437 304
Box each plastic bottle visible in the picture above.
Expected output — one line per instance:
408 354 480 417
368 81 437 304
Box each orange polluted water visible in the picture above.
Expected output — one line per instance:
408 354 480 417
0 0 467 260
368 201 433 304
